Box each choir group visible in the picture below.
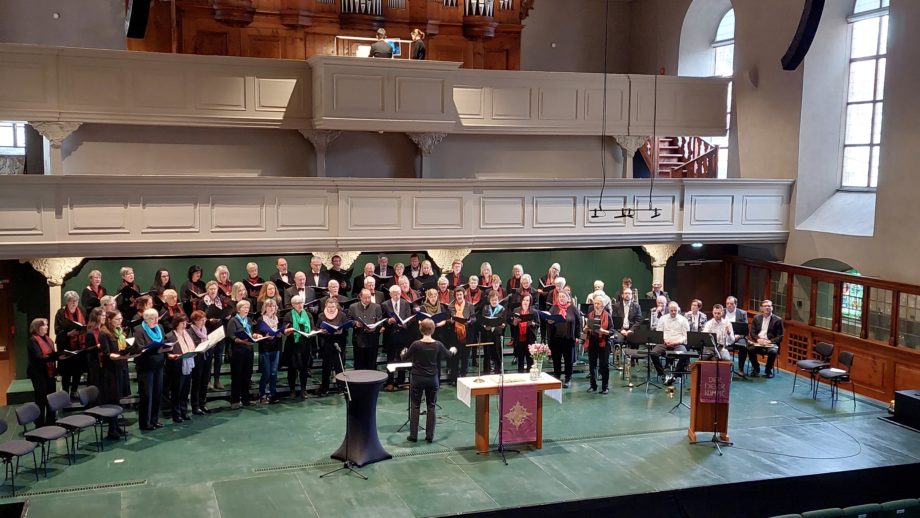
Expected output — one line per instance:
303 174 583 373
26 253 784 440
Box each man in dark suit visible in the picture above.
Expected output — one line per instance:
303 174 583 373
306 256 329 289
744 300 784 378
348 289 383 371
645 280 669 302
375 254 396 292
353 262 376 297
283 271 311 309
382 285 414 390
370 28 393 58
270 257 292 289
611 287 643 338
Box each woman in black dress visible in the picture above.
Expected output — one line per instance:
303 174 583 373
547 291 581 388
410 28 426 60
226 300 258 409
317 298 348 396
101 311 129 438
133 308 168 430
27 318 58 426
510 293 540 373
400 319 455 443
54 290 86 398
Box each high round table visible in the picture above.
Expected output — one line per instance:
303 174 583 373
331 369 391 467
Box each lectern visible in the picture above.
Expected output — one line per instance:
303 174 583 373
689 361 731 442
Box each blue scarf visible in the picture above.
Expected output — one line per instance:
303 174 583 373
488 304 504 318
236 314 252 335
142 321 163 343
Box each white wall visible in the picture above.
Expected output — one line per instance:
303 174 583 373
521 0 631 74
677 0 732 77
628 0 692 75
0 0 125 49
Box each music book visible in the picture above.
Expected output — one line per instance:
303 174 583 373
243 280 264 289
273 277 292 290
194 327 225 353
359 317 388 331
115 286 149 302
60 318 85 332
373 273 393 282
416 310 449 324
58 345 98 359
499 294 512 305
179 351 198 359
587 318 603 331
538 310 566 323
186 289 206 299
328 269 353 284
386 362 412 373
256 322 289 338
320 320 354 334
234 330 271 343
339 297 360 309
512 312 535 322
450 315 470 324
387 311 416 327
312 286 330 295
480 316 504 329
294 328 323 339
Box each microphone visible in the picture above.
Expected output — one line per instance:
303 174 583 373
334 343 342 353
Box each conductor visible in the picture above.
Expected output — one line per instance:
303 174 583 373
401 319 456 443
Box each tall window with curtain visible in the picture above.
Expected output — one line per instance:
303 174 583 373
841 0 889 189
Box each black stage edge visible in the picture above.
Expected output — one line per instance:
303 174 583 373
452 463 920 518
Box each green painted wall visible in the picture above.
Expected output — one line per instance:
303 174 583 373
10 247 651 380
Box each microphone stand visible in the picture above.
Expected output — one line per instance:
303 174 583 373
690 334 733 456
321 341 367 480
479 350 519 465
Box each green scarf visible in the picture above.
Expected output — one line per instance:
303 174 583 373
291 309 311 343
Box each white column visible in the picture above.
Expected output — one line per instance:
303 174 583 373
29 122 82 176
640 244 679 291
22 257 85 340
299 129 342 177
406 132 447 178
426 248 472 272
613 135 649 179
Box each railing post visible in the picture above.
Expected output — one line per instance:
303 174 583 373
890 291 900 346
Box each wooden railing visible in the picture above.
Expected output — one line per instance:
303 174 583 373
639 136 718 178
724 256 920 402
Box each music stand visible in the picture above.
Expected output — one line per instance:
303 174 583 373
388 362 417 433
667 343 702 414
624 326 663 394
638 298 658 315
730 322 750 379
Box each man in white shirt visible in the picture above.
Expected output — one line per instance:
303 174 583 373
652 302 690 381
701 304 733 361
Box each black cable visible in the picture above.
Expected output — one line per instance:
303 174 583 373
596 0 611 214
729 400 863 460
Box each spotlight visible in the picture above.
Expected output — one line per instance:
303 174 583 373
691 242 703 248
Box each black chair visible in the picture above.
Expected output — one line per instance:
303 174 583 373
817 351 856 410
14 402 71 476
48 390 99 458
79 386 127 446
792 341 834 398
0 419 39 496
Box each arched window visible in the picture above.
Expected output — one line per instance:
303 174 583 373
842 0 889 189
708 8 734 178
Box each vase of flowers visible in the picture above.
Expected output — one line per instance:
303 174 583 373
528 343 550 380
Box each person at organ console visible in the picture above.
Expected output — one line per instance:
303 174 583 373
370 28 394 58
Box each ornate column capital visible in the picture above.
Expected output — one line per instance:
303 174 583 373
299 129 342 153
426 249 472 271
406 132 447 155
641 244 680 268
310 251 362 271
29 122 82 149
22 257 84 286
613 135 649 157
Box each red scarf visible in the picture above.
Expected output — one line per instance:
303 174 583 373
517 308 531 341
492 287 504 300
451 273 462 287
588 310 610 347
453 302 467 342
554 301 571 317
401 290 417 303
218 281 232 297
438 289 451 304
467 287 482 305
89 285 104 300
509 277 520 290
64 307 86 350
34 334 56 377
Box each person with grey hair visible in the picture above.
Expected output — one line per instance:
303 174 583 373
55 290 86 398
351 288 384 372
652 301 690 385
100 295 117 313
370 27 393 58
227 300 258 408
81 269 107 314
134 308 169 430
283 294 313 399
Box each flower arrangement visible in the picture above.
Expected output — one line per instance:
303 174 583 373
528 343 550 363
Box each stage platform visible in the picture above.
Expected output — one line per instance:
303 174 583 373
2 367 919 517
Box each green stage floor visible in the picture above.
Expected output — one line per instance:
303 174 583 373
2 367 917 517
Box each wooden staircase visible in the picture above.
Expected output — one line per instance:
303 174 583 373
639 136 719 178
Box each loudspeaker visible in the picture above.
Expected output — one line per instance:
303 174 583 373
125 0 152 39
781 0 825 71
894 390 920 430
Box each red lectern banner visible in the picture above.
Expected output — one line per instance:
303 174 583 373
500 384 537 444
699 362 732 404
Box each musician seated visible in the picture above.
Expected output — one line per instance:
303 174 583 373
743 300 783 378
685 299 708 332
651 302 690 384
649 295 668 329
701 304 733 361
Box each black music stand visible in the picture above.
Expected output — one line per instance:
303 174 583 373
730 322 750 380
669 335 709 414
638 298 658 315
624 327 663 394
